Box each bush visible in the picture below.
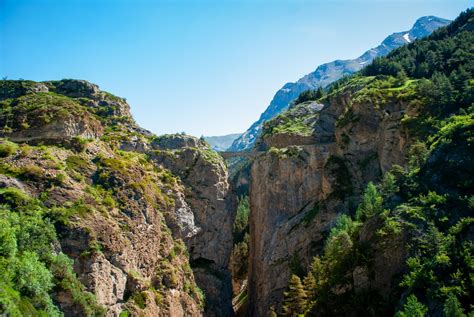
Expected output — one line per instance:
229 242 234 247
14 251 55 305
55 173 67 185
19 165 45 181
0 187 103 316
443 293 466 317
0 141 17 157
70 137 91 152
0 187 30 207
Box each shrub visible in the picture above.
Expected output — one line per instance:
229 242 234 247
70 137 91 152
443 293 466 317
0 187 30 207
14 251 55 306
19 165 45 181
55 173 67 185
66 155 89 171
0 141 17 157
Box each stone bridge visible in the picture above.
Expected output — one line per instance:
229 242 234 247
219 151 262 159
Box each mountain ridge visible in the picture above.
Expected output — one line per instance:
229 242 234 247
229 15 451 151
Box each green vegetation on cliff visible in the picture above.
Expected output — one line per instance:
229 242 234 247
0 187 103 316
288 111 473 315
279 9 473 316
0 80 206 316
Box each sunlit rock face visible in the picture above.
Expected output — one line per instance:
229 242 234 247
248 81 415 315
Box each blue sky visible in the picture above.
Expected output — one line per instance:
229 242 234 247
0 0 470 137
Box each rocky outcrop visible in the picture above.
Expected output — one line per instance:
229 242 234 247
0 138 204 316
248 78 417 315
3 116 104 143
49 79 131 117
152 134 207 150
149 135 236 317
0 79 135 144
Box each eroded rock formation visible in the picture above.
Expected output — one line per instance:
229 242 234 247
0 79 236 316
248 84 416 315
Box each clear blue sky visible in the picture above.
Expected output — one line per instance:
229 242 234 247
0 0 470 137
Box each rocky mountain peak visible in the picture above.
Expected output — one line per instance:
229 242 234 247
411 15 452 37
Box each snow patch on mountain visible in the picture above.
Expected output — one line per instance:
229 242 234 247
403 33 411 43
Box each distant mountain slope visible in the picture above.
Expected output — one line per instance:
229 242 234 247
229 15 451 151
204 133 242 151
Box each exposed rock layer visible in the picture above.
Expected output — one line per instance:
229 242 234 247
248 80 416 315
0 80 236 316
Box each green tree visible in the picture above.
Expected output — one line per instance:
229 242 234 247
396 69 408 85
0 216 17 258
380 172 398 199
14 251 56 310
443 293 466 317
355 182 383 221
234 195 250 237
294 87 324 105
396 295 428 317
303 272 317 302
324 231 353 269
408 141 429 169
282 274 307 316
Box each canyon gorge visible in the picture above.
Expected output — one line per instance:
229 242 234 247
0 8 473 317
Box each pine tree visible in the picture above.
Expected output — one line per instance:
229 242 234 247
396 295 428 317
355 182 383 221
282 274 308 316
408 141 429 169
303 272 317 301
380 172 398 199
315 87 324 99
443 293 466 317
396 69 408 85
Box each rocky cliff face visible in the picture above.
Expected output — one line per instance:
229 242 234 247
149 135 236 317
229 15 450 152
247 10 474 315
248 76 418 315
0 79 235 316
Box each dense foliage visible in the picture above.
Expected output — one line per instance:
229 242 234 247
0 187 103 316
230 196 250 295
283 126 473 315
362 9 473 118
294 88 325 105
